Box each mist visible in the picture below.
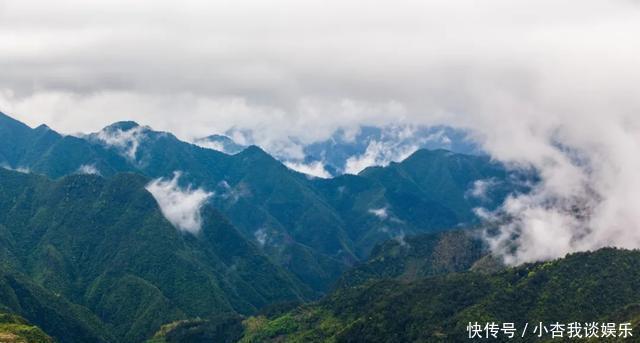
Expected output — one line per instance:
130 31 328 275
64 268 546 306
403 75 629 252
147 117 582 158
146 172 213 234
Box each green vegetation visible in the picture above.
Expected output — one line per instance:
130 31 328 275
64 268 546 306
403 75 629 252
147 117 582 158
0 113 528 294
0 312 53 343
336 229 490 288
146 315 244 343
239 248 640 342
0 168 310 342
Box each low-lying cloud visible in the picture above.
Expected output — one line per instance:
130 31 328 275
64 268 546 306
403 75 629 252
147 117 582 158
368 207 389 221
466 178 498 202
254 227 269 247
0 164 30 174
76 164 101 175
146 172 213 234
466 97 640 265
93 125 147 161
345 140 418 175
284 161 331 179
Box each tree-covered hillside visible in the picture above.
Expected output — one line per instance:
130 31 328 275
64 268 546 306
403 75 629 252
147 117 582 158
0 168 312 342
238 248 640 342
0 311 53 343
335 229 490 288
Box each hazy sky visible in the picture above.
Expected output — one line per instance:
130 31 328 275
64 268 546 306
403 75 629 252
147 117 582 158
0 0 636 139
2 0 640 263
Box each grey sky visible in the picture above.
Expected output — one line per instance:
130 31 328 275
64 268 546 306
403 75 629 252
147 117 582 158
1 0 637 139
2 0 640 263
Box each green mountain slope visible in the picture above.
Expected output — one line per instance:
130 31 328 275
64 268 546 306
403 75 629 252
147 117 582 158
240 248 640 342
146 315 245 343
0 168 311 342
0 311 54 343
0 271 113 342
335 229 490 288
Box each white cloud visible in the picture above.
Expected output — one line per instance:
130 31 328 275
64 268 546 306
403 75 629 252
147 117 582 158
466 93 640 264
379 226 407 247
394 230 407 247
368 207 389 221
345 140 418 174
76 164 101 175
93 125 147 161
193 139 226 153
146 172 213 234
254 227 268 247
424 129 452 147
284 161 331 178
466 178 498 201
0 164 30 173
215 180 249 203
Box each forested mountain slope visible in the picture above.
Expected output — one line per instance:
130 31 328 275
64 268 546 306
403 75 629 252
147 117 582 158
0 168 310 342
239 248 640 342
0 112 530 292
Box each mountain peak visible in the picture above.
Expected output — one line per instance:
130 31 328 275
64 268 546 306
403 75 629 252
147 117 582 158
103 121 141 132
236 145 282 165
35 123 51 131
241 145 269 156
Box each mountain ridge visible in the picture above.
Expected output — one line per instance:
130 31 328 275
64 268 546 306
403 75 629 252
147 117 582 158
0 112 528 287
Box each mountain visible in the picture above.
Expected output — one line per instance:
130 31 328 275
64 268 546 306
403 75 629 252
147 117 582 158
0 271 113 342
334 229 491 289
205 125 482 177
310 150 530 256
4 112 630 343
0 311 54 343
0 113 529 293
146 229 491 342
0 112 135 178
0 167 313 342
146 315 245 343
239 248 640 342
0 114 353 292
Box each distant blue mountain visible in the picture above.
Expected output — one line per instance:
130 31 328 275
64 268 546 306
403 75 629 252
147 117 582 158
197 125 482 177
300 125 481 175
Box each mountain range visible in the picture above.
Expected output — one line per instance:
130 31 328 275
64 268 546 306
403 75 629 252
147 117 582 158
195 125 482 177
0 111 549 342
0 112 527 285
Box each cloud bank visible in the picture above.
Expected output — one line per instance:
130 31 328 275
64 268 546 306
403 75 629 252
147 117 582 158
146 172 213 234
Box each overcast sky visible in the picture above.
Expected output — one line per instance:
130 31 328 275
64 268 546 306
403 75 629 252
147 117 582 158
0 0 637 140
2 0 640 263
